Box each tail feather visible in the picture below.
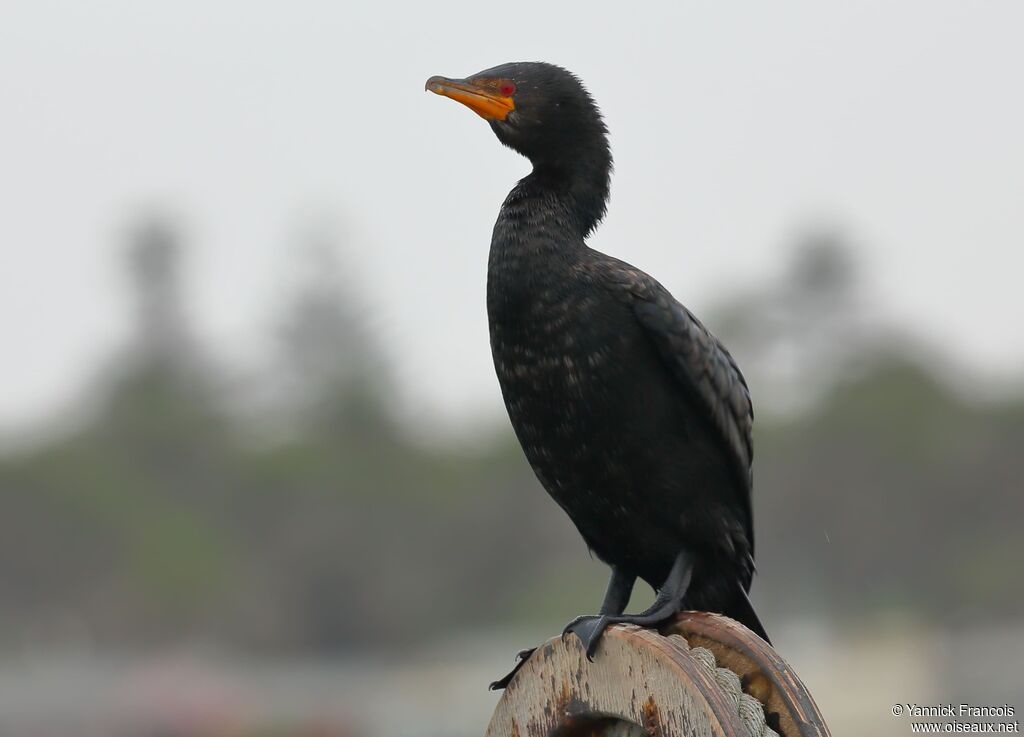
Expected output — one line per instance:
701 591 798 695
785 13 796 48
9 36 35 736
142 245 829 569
723 587 770 645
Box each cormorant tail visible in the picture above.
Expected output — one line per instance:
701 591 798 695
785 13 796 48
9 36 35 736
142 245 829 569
723 587 771 645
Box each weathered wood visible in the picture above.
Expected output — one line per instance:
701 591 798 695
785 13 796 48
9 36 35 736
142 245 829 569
486 614 830 737
487 625 746 737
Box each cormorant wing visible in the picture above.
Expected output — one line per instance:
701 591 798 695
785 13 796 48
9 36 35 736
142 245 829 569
598 258 755 551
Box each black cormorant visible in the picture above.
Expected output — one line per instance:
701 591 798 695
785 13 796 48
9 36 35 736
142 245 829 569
426 62 769 686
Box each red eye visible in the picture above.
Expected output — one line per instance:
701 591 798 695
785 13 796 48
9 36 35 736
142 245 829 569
499 81 516 96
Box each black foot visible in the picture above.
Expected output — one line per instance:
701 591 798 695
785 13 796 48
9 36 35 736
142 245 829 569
561 549 695 661
562 615 612 660
488 647 535 690
562 611 676 661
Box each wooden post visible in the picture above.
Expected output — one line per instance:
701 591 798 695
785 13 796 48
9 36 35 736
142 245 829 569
485 612 830 737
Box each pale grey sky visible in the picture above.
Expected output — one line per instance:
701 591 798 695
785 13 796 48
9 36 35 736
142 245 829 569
2 1 1022 434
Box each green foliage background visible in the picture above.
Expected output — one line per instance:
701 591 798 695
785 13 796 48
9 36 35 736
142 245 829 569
1 219 1021 658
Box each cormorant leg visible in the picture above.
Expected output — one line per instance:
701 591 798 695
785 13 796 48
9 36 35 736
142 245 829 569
489 567 636 691
558 567 636 652
598 566 637 616
562 550 694 660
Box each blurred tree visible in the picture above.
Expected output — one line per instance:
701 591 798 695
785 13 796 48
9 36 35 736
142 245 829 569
0 216 240 646
714 227 867 413
275 234 391 442
101 217 230 448
127 218 191 366
233 230 405 651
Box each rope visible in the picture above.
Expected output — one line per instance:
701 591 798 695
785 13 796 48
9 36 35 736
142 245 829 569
666 634 779 737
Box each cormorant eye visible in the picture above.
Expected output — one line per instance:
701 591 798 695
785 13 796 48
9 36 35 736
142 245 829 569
499 81 516 96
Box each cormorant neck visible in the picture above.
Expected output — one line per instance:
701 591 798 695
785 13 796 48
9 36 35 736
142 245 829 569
529 142 611 238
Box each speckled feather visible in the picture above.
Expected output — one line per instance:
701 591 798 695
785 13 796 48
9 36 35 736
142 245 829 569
488 176 757 606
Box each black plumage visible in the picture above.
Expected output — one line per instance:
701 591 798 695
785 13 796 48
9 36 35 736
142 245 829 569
427 62 768 675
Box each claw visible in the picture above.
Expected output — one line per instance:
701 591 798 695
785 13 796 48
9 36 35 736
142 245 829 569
489 647 536 690
562 614 611 660
560 614 592 638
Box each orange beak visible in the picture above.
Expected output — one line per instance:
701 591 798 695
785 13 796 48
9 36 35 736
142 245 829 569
425 75 515 121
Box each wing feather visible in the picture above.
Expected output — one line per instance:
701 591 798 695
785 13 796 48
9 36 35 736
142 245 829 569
596 258 755 552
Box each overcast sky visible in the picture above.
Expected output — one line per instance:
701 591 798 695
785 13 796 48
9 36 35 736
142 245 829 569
2 1 1022 435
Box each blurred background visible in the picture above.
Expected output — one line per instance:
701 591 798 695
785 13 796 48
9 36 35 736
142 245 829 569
2 2 1023 736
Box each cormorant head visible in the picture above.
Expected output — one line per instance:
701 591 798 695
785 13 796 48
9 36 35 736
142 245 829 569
426 62 610 172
